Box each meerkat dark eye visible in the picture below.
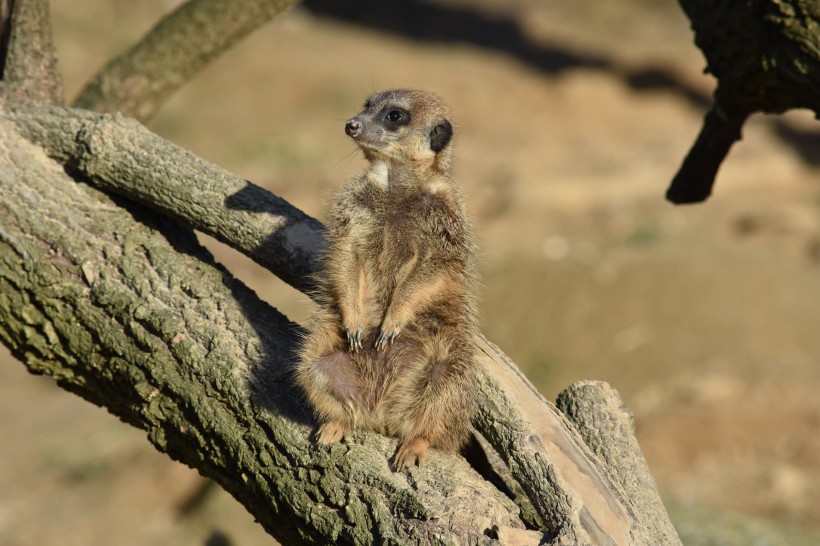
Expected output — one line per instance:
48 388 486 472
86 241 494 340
382 107 410 130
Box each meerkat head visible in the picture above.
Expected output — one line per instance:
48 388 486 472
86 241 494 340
344 89 454 173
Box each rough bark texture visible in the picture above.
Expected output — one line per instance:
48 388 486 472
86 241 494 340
3 105 682 545
557 381 681 546
668 0 820 203
0 0 63 106
73 0 299 121
6 106 323 295
473 338 631 545
0 114 525 545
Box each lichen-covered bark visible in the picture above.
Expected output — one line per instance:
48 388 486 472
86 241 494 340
6 106 322 294
73 0 300 121
0 0 63 106
0 1 683 544
4 106 681 545
0 114 524 545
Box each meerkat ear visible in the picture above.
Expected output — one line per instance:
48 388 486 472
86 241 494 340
429 120 453 153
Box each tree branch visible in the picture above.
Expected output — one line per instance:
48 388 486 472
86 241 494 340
6 106 681 545
665 107 747 204
0 0 684 543
5 106 322 295
72 0 299 121
0 0 63 106
669 0 820 203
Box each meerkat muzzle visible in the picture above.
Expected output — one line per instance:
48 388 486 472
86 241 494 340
345 120 361 137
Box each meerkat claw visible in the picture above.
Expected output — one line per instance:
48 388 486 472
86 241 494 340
375 328 400 351
346 330 362 352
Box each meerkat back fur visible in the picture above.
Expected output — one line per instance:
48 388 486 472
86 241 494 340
296 89 479 468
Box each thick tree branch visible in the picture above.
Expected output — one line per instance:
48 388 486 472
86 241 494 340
0 114 526 545
669 0 820 203
72 0 299 121
6 106 322 295
6 106 681 545
0 0 63 106
474 339 637 545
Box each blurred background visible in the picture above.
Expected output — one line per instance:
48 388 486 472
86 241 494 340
3 0 820 544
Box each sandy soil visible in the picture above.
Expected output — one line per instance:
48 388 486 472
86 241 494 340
2 0 820 544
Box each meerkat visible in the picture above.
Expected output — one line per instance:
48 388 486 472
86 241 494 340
296 89 479 469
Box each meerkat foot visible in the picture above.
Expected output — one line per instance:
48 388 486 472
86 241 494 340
394 438 430 469
345 329 362 352
316 421 347 444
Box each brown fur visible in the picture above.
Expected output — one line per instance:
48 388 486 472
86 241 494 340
296 89 479 468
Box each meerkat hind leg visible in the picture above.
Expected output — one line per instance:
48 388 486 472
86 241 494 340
303 350 360 444
390 347 473 468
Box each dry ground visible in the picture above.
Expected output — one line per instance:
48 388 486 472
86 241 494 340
2 1 820 544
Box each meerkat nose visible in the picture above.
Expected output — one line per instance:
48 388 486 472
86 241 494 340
345 120 361 137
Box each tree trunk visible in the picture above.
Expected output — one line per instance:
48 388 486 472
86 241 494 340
0 0 63 105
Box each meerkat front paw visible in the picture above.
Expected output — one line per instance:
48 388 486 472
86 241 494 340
375 317 403 350
394 438 429 469
345 328 363 352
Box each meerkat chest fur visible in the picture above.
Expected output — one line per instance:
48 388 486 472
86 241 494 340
343 169 466 298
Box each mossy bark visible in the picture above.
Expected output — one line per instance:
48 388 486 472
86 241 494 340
0 1 684 543
6 106 322 294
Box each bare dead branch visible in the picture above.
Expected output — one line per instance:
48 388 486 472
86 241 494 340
73 0 300 121
665 107 747 204
557 381 681 545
